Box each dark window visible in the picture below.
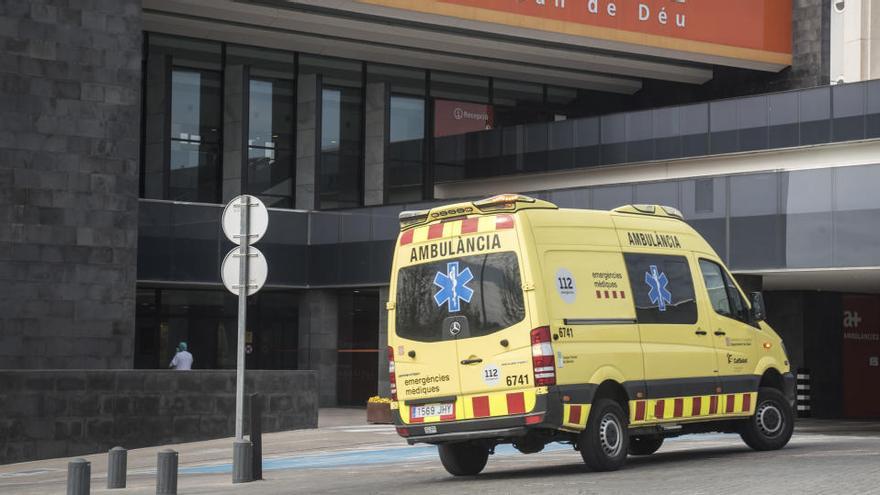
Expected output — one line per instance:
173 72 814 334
300 55 364 210
698 259 749 324
395 252 525 343
143 35 222 203
386 94 426 204
248 77 295 207
624 254 698 324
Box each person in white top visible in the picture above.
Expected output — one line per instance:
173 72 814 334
169 342 194 370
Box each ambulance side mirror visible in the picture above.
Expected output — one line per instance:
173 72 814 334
749 292 766 322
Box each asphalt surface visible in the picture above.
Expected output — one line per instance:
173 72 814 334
1 410 879 494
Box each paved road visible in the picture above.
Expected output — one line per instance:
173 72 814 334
2 410 879 494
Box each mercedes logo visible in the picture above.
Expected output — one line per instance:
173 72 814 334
450 321 462 336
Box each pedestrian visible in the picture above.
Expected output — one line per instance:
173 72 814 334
169 342 194 370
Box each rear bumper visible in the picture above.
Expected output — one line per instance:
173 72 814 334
395 390 563 444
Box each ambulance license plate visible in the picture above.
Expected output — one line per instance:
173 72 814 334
411 403 453 419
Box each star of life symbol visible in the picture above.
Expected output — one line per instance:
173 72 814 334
434 261 474 312
645 265 672 312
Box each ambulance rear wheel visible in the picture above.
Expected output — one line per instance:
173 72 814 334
438 442 489 476
579 399 629 471
740 387 794 451
628 436 664 456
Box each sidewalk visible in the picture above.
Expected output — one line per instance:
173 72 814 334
1 411 878 494
0 408 393 494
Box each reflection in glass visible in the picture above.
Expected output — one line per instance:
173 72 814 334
320 86 363 209
134 289 299 370
144 34 222 202
248 78 294 207
387 95 426 204
169 69 221 202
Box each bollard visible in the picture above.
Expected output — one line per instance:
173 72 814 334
232 439 253 484
156 449 178 495
107 446 127 489
67 458 90 495
249 393 263 480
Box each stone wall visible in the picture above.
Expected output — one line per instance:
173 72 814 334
0 0 142 368
0 370 319 465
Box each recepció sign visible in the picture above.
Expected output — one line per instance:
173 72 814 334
356 0 792 67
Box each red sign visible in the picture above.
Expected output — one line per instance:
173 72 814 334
358 0 792 66
841 295 880 418
433 99 494 138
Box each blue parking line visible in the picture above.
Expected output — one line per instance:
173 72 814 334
180 434 736 475
181 442 574 475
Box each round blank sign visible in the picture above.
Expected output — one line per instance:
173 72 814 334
221 246 268 296
222 195 269 245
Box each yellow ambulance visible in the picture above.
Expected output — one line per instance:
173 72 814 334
387 194 795 475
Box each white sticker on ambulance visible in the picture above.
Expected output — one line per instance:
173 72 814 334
482 364 501 386
556 268 577 304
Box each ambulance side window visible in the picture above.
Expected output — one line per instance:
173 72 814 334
698 259 749 324
623 253 698 325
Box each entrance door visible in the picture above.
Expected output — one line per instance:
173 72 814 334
337 290 380 406
624 253 719 410
842 295 880 418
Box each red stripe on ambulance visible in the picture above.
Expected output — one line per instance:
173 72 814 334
473 396 490 418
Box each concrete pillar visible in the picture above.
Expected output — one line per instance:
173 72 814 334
298 290 338 406
296 74 320 210
223 64 247 202
144 53 170 199
364 82 387 206
377 286 390 397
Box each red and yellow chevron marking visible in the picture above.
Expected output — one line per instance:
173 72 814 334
398 388 538 425
399 214 514 246
561 403 591 431
629 392 756 425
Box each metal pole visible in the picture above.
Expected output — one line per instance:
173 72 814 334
156 449 178 495
107 446 127 489
236 194 249 440
232 195 254 483
67 458 90 495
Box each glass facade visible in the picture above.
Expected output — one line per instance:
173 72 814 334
301 55 365 210
336 290 380 406
142 34 880 211
144 35 222 202
134 288 298 370
230 45 297 207
141 163 880 289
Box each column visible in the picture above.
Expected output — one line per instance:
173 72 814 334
143 53 169 199
296 74 320 210
298 290 338 406
364 82 387 206
223 64 246 202
376 286 390 397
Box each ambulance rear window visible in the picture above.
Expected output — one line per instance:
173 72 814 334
395 252 525 343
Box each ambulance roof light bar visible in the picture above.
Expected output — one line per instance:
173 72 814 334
612 204 684 220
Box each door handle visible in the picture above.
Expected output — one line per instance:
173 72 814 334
714 330 727 336
460 358 483 365
695 330 708 336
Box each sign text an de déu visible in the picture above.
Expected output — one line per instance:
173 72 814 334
533 0 687 28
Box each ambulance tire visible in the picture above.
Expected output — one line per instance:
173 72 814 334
438 442 489 476
628 436 664 456
579 399 629 472
740 387 794 451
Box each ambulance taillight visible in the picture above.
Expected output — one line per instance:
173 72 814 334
530 326 556 387
388 346 398 400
